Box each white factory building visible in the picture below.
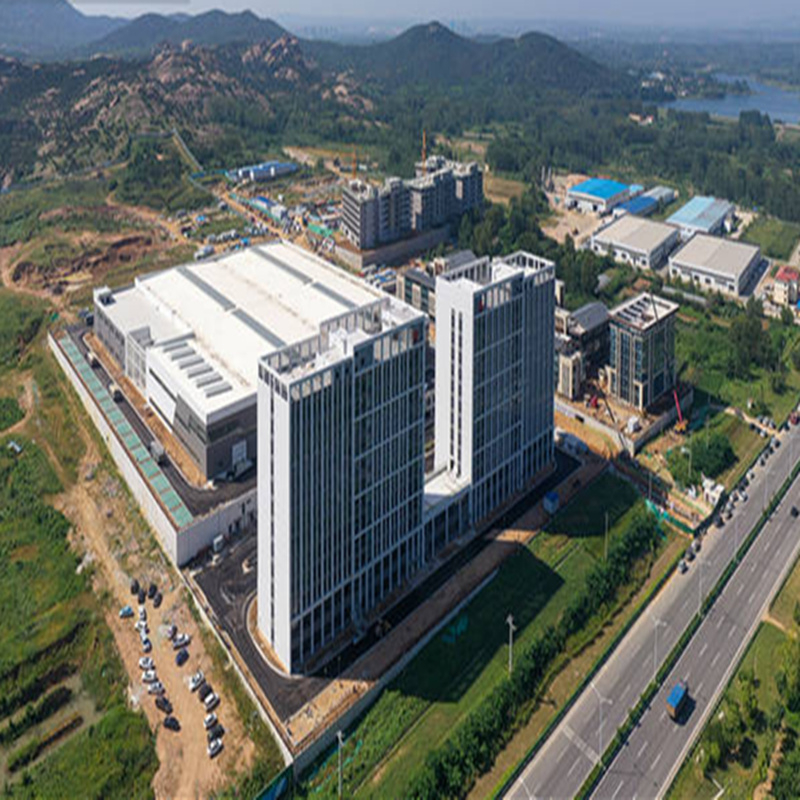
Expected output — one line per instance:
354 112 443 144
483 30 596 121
590 215 681 270
668 235 762 298
258 249 555 673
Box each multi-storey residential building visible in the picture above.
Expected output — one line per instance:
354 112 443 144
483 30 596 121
434 252 555 524
607 293 678 411
341 158 483 252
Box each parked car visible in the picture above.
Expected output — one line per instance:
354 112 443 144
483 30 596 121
203 712 217 730
692 539 702 554
148 583 158 599
190 670 205 692
130 578 140 595
138 607 147 622
207 724 225 743
686 548 695 562
163 716 181 732
147 681 165 695
138 588 146 605
204 693 219 712
155 696 173 714
119 605 134 619
792 506 799 519
153 593 163 609
198 684 213 702
175 648 189 667
135 620 148 635
679 559 688 574
167 624 177 641
173 633 191 650
141 638 152 653
207 738 223 758
139 656 154 670
142 670 158 683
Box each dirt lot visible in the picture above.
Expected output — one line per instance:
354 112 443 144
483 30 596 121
541 172 602 245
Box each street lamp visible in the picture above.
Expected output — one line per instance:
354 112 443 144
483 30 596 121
506 614 517 677
337 730 344 800
653 616 667 684
589 680 613 765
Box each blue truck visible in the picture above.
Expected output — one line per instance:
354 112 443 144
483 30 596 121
666 681 689 720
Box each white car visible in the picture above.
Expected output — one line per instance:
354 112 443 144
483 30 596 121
207 738 223 758
203 712 217 730
141 670 158 683
135 620 148 635
173 633 191 650
147 681 165 695
141 638 152 653
204 692 219 712
139 656 154 670
138 607 147 622
190 670 205 692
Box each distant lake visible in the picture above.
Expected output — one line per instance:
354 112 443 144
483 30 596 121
661 74 800 124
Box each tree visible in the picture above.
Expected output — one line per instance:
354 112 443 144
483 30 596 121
782 306 795 327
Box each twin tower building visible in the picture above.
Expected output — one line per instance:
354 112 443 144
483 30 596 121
257 248 555 674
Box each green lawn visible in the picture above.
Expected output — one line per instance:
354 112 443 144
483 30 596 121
299 474 646 799
677 316 800 423
0 397 23 432
668 622 787 799
713 414 765 489
0 291 46 377
742 216 800 261
771 549 800 637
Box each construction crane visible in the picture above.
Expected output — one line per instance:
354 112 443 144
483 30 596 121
673 389 688 434
421 129 427 174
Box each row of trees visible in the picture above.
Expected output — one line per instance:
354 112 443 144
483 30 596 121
407 510 660 799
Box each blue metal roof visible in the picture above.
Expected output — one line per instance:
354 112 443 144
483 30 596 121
667 196 733 231
617 196 658 217
569 178 629 201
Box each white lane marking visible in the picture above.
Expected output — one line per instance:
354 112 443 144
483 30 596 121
652 752 662 770
696 681 704 694
660 711 667 722
612 779 626 800
716 615 725 630
563 724 600 764
699 643 709 658
749 591 756 605
636 740 649 759
729 625 737 639
736 583 744 597
712 652 722 667
567 758 582 778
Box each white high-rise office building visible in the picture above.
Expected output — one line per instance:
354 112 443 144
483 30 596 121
434 252 556 524
257 246 555 674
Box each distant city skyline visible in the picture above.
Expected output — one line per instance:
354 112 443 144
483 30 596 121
69 0 800 29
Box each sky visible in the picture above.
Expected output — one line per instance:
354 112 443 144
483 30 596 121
70 0 800 28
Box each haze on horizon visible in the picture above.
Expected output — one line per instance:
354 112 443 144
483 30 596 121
70 0 800 28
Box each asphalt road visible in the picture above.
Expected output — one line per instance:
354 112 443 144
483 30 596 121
507 423 800 800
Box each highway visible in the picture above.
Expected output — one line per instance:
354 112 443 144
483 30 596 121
507 422 800 800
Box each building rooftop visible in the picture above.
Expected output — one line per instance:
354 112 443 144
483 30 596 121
404 267 436 291
670 234 761 280
615 195 658 217
643 185 676 204
568 177 630 201
611 293 679 332
593 215 678 254
775 265 800 284
101 241 386 422
667 196 734 232
570 301 609 335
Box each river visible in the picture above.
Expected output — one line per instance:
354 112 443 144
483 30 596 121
661 73 800 123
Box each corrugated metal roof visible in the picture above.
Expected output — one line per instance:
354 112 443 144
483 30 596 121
568 178 629 201
667 196 734 232
616 196 659 217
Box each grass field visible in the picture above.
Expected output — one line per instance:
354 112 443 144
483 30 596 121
0 397 23 432
667 622 787 800
0 291 46 376
712 414 765 489
770 548 800 636
299 474 649 799
742 216 800 261
485 174 526 205
677 316 800 423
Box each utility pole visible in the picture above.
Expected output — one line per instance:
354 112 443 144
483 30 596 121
589 681 613 765
506 614 517 677
337 730 344 800
653 616 667 684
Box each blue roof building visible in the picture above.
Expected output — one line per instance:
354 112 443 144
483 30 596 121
667 196 734 238
566 178 631 214
616 195 659 217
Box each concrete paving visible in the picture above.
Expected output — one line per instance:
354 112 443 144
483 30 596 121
506 424 800 800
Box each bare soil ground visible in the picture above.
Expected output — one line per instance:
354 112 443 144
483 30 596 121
541 173 602 246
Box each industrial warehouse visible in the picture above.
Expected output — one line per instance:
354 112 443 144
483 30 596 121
590 214 681 269
566 177 631 214
666 195 735 238
668 234 763 297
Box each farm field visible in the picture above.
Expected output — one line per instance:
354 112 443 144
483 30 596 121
298 473 667 799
